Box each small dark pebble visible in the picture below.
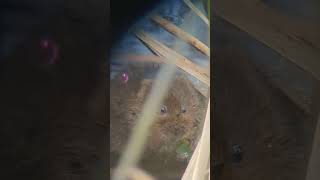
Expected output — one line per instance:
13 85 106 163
232 144 243 163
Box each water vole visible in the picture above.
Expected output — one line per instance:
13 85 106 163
110 65 207 164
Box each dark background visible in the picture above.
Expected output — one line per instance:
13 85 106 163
111 0 162 43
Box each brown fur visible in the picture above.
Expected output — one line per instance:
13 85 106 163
110 65 207 166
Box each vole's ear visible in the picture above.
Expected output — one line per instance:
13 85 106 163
171 75 194 95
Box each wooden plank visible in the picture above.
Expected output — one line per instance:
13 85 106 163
183 0 209 26
113 54 164 63
113 54 209 97
215 0 320 81
194 84 209 97
134 31 210 86
150 15 210 57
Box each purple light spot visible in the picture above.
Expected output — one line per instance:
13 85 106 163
40 40 49 48
40 38 59 65
120 72 129 84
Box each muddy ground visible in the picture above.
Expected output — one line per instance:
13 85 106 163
212 46 317 180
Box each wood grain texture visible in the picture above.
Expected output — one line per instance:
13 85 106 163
150 15 210 57
214 0 320 81
134 31 210 86
183 0 209 26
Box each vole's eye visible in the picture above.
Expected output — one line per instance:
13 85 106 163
160 105 167 114
181 106 186 113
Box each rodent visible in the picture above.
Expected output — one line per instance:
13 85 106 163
110 64 207 167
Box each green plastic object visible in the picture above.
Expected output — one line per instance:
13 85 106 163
176 141 192 159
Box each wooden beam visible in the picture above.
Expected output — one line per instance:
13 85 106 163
113 58 209 98
113 54 164 64
194 84 209 98
113 53 209 97
215 0 320 81
134 31 210 86
183 0 209 26
150 15 210 57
